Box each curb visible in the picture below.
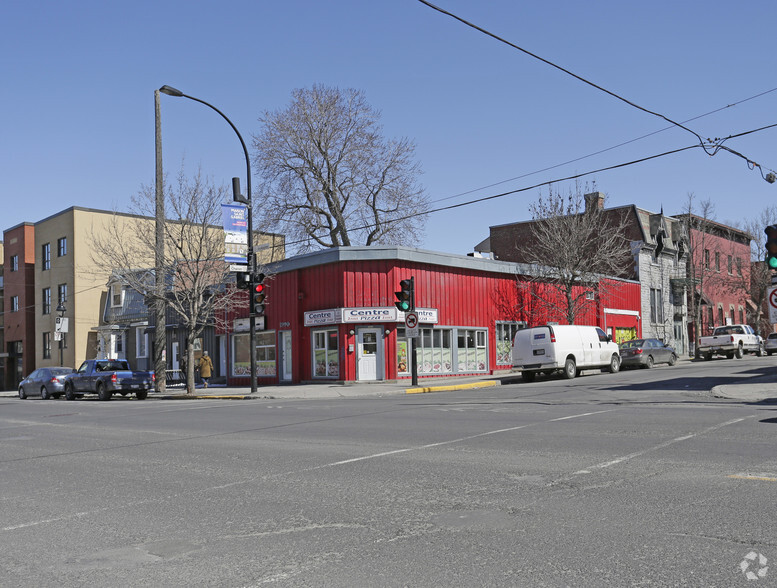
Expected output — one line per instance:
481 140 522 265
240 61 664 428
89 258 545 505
157 394 257 400
405 380 500 394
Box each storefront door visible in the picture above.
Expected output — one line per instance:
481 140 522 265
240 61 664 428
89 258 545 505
279 331 292 382
357 328 382 381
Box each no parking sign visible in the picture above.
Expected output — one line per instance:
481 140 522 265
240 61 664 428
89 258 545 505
769 286 777 324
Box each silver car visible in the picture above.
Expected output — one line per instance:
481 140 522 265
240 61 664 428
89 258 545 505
765 333 777 356
18 367 76 399
619 338 677 369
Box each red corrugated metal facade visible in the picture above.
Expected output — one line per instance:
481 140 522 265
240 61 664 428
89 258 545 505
222 247 642 386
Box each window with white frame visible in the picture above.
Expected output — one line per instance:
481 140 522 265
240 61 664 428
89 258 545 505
57 283 67 305
42 243 50 270
110 283 123 307
136 327 148 358
415 327 453 374
457 329 488 372
313 329 339 378
11 296 19 312
495 322 525 366
650 288 663 324
42 287 51 315
10 255 18 272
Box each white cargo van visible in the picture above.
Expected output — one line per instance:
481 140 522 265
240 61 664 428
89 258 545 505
512 324 621 381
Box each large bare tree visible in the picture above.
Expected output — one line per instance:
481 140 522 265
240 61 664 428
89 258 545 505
520 185 631 324
252 85 428 253
90 167 243 393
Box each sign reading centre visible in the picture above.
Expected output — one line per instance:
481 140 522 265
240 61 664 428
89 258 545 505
304 307 438 327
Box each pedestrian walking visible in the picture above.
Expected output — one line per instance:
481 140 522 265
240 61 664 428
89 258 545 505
198 351 213 388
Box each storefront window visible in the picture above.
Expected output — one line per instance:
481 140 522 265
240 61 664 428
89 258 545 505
457 329 487 372
396 334 410 375
256 331 277 376
415 327 453 374
313 329 339 378
495 322 525 366
232 332 277 377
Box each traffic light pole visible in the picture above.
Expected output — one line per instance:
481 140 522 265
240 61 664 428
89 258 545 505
159 86 258 393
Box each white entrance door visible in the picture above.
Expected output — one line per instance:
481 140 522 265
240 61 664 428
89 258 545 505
357 328 381 381
280 331 293 382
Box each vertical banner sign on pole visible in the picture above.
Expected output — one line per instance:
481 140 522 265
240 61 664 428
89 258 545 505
768 286 777 324
221 204 248 267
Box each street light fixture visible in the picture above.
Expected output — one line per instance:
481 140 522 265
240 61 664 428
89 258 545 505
56 302 66 367
159 85 258 393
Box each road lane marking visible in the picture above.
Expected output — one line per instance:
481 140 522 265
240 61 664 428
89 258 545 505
728 474 777 482
574 416 753 475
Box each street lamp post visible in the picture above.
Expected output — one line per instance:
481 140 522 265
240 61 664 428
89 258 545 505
56 302 66 367
159 85 258 394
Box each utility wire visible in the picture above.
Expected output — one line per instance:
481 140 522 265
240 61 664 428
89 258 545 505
429 86 777 205
416 0 774 178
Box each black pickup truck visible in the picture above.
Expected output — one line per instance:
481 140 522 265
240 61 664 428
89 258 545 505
63 359 155 401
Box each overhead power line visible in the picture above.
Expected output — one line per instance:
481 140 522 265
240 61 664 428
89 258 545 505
416 0 775 181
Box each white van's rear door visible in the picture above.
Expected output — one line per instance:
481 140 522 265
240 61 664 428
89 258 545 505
529 326 556 363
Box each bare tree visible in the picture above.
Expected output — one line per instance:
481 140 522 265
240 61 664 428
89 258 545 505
90 167 243 393
252 85 428 253
520 185 632 324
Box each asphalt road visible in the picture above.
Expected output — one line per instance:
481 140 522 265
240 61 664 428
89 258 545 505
1 357 776 587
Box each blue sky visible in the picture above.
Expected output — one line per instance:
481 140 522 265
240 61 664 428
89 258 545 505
2 0 776 255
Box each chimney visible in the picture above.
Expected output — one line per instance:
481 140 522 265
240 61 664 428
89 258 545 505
584 192 605 213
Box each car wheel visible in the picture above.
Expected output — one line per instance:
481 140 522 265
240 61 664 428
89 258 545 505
607 354 620 373
735 343 744 359
65 383 76 401
704 352 712 361
136 389 148 400
18 386 27 400
563 358 577 380
668 353 677 366
96 382 112 401
757 345 765 357
645 355 654 369
41 386 50 400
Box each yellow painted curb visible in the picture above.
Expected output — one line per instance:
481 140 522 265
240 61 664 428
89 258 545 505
405 380 499 394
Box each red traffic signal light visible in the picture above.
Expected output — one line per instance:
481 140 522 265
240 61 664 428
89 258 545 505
251 273 266 317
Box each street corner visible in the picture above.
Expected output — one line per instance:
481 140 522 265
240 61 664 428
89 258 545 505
405 380 500 394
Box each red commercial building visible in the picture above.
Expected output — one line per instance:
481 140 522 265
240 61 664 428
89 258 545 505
223 247 642 386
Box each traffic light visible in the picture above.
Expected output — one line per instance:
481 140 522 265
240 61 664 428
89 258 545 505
394 277 414 312
766 225 777 270
251 273 266 317
235 272 251 290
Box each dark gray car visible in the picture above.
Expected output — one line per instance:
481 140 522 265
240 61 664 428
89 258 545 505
619 338 677 369
18 367 76 399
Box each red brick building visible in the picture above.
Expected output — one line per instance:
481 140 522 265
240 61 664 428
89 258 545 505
222 246 642 386
3 223 36 389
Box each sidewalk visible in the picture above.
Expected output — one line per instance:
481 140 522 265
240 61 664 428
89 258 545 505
3 367 775 402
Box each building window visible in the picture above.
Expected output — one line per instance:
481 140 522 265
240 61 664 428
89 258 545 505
650 288 663 324
730 306 736 324
495 322 525 366
136 327 148 358
42 287 51 315
704 249 710 269
736 257 743 276
256 331 276 376
457 329 487 372
57 283 67 305
313 329 339 378
717 305 724 326
739 307 744 324
727 255 732 274
43 332 51 359
42 243 50 271
57 237 67 257
11 296 19 312
415 327 453 374
715 252 720 272
707 306 714 330
10 255 18 272
110 283 123 307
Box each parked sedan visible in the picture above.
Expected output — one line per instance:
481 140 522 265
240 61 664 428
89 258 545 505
619 338 677 369
765 333 777 356
18 367 76 399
